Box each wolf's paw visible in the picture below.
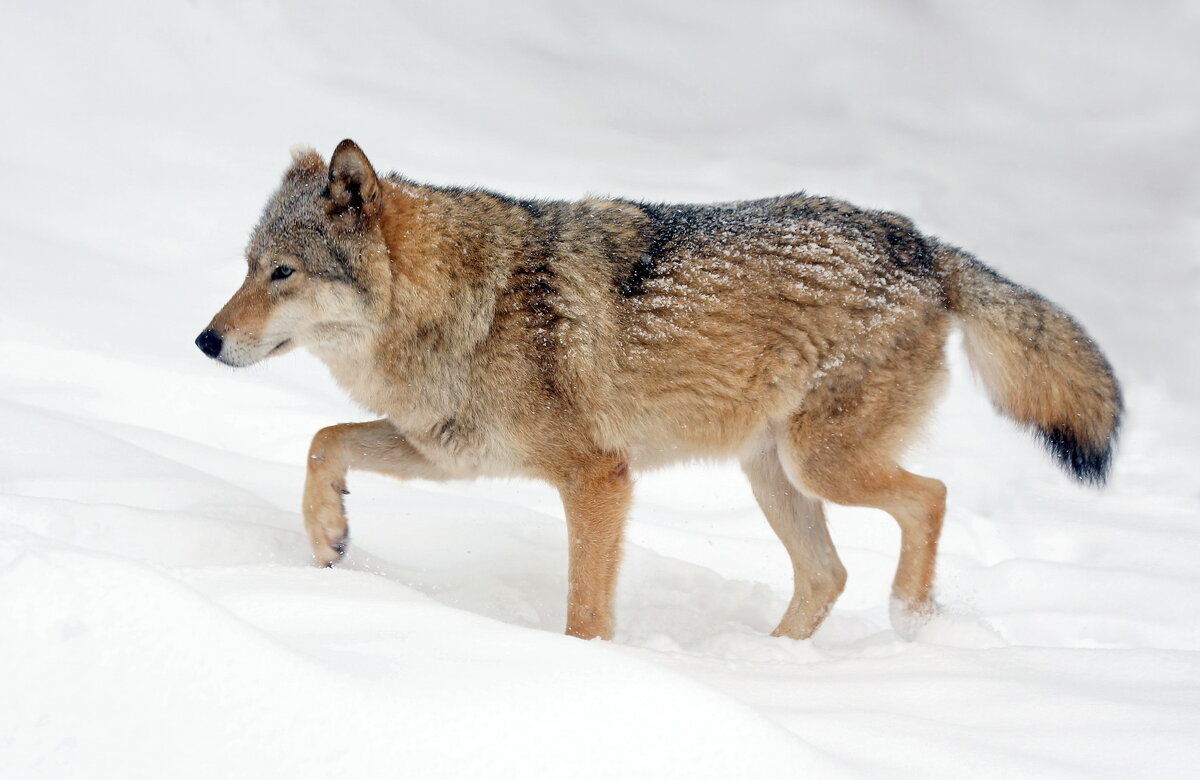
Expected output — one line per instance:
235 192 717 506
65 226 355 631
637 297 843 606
303 480 350 567
313 531 349 568
889 596 938 641
306 513 349 568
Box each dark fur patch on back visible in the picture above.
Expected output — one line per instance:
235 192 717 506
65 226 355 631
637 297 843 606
880 221 935 275
618 202 732 297
621 254 660 298
498 207 566 396
618 203 670 297
516 199 546 220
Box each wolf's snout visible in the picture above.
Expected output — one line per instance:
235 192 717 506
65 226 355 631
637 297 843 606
195 329 223 359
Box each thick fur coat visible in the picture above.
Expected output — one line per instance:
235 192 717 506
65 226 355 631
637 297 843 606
198 140 1120 640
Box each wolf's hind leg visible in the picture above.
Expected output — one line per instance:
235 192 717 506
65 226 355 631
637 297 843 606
742 443 846 639
304 419 443 567
779 319 949 636
781 427 946 637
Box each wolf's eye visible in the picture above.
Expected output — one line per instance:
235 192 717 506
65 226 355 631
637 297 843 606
271 266 295 281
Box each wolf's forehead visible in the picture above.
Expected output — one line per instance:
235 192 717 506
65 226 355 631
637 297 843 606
246 182 327 257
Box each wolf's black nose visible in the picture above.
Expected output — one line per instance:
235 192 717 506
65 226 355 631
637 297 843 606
195 329 223 358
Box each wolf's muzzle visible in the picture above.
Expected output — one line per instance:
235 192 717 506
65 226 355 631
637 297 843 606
195 329 223 359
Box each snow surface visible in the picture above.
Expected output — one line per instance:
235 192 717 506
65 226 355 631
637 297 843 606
2 1 1199 777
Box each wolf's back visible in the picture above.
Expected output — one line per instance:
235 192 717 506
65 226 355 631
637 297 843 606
935 245 1121 484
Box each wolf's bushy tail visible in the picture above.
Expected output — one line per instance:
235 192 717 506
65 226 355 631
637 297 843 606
935 245 1122 485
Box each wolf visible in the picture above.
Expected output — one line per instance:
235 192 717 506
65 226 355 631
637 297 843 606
196 140 1121 641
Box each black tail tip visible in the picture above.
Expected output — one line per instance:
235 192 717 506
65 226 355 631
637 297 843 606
1038 425 1115 487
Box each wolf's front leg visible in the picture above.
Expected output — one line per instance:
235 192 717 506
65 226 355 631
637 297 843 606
556 456 633 640
303 419 443 567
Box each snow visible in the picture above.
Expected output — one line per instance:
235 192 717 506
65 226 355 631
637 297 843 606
2 1 1198 777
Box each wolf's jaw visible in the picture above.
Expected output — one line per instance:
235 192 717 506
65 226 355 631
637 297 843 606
213 337 293 367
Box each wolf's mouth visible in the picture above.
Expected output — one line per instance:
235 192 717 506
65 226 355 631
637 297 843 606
269 339 293 355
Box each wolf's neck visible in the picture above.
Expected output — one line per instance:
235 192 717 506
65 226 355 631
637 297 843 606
306 180 504 425
304 324 381 409
377 178 503 360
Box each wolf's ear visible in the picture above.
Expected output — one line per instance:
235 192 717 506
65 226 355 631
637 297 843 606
286 146 326 181
325 139 381 226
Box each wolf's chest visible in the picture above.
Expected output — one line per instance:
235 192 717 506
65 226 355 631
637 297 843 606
317 345 522 477
321 353 399 417
401 416 522 478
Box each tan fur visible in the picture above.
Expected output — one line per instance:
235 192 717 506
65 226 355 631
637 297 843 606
940 247 1121 456
199 140 1120 640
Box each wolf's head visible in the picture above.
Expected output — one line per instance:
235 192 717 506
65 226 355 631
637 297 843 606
196 139 387 367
